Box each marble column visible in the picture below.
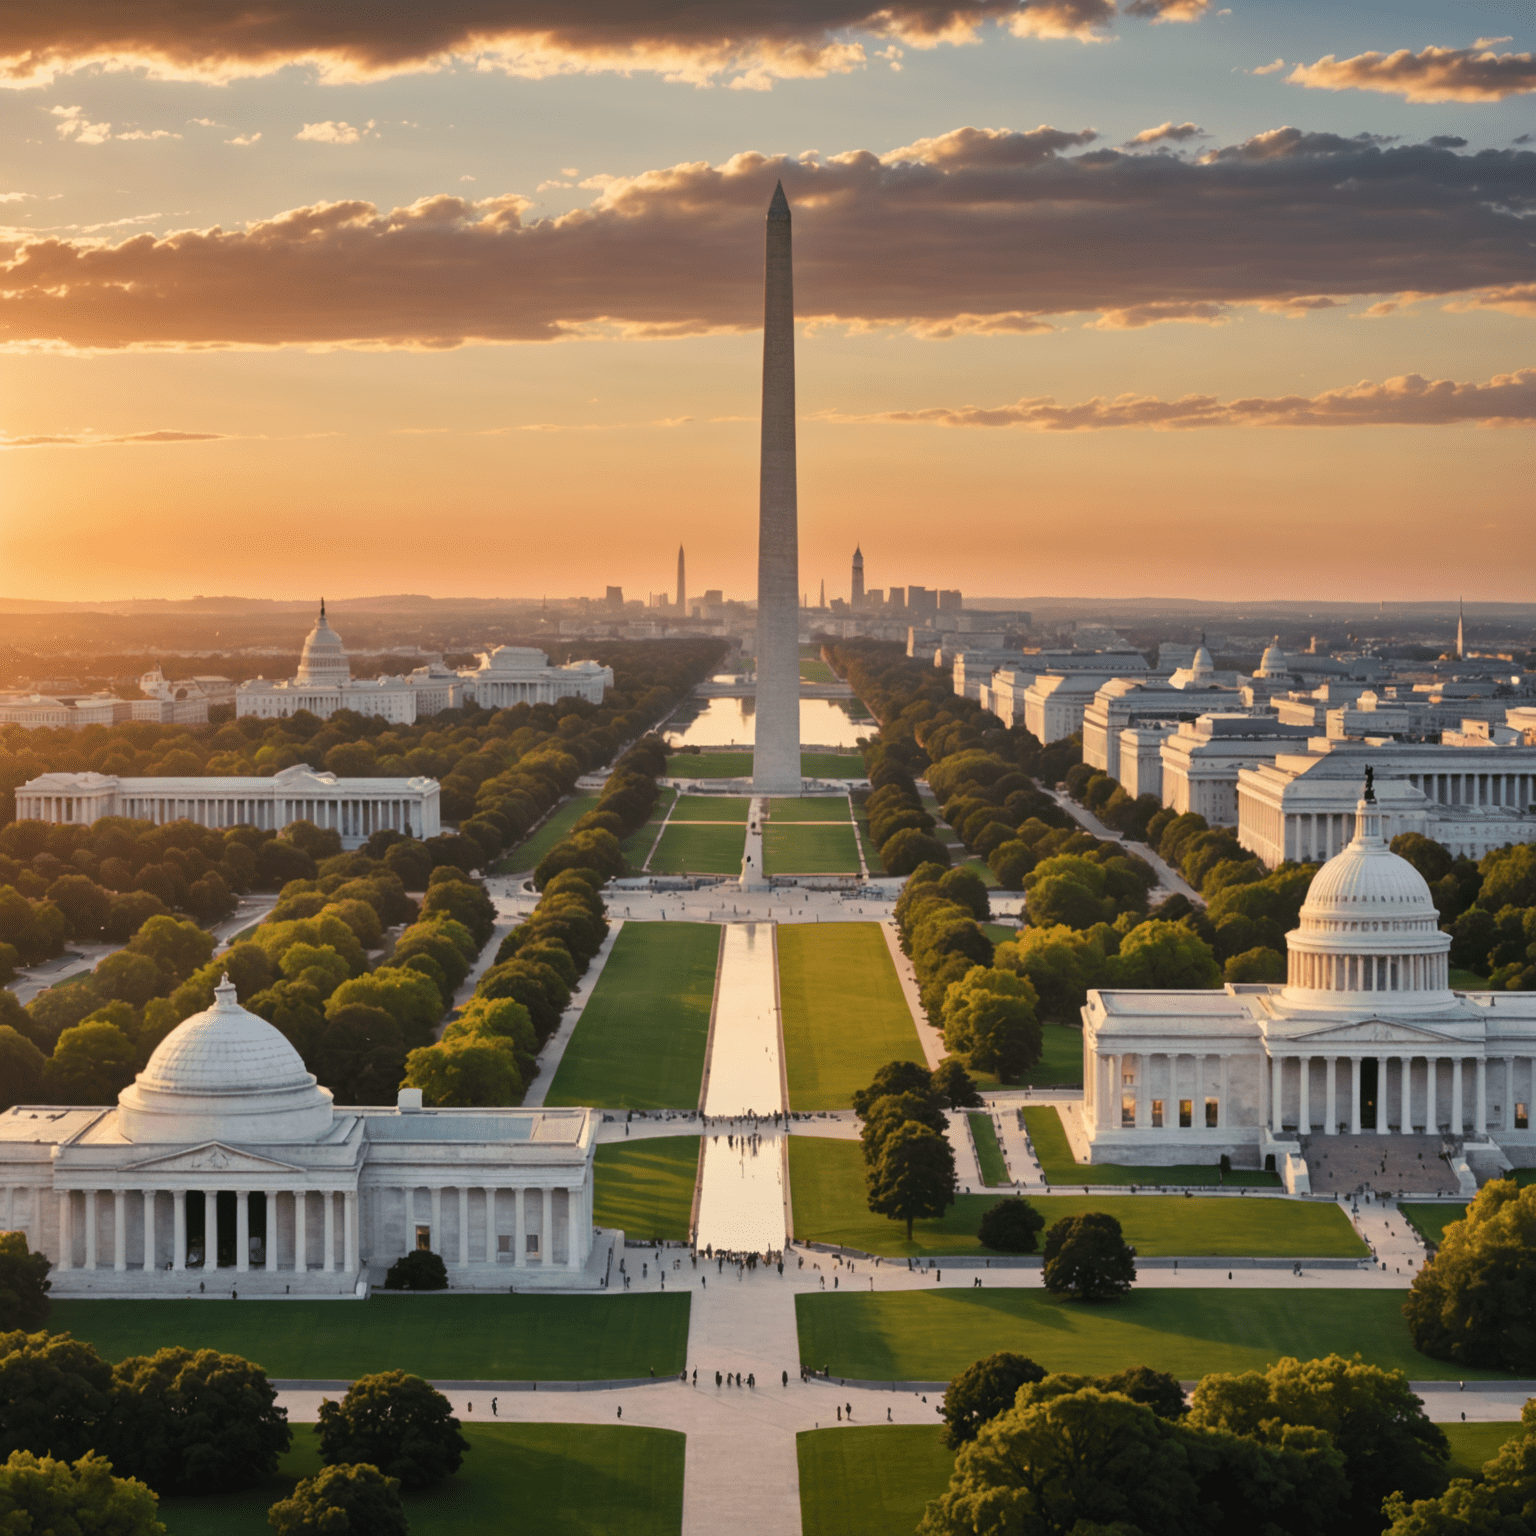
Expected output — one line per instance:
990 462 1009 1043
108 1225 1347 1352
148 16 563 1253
1452 1058 1464 1134
1271 1055 1284 1134
1350 1059 1363 1135
1376 1056 1390 1135
264 1190 280 1268
1401 1055 1413 1134
1475 1059 1488 1134
295 1191 308 1273
1298 1056 1311 1135
541 1187 553 1265
172 1190 186 1271
82 1190 97 1270
1325 1057 1337 1133
406 1185 416 1251
458 1188 470 1268
1504 1059 1515 1133
1218 1055 1229 1130
484 1187 497 1264
114 1190 127 1271
57 1192 72 1270
567 1188 583 1272
323 1193 336 1273
514 1188 527 1268
236 1190 250 1273
143 1189 156 1271
344 1193 358 1274
1135 1057 1148 1129
431 1187 443 1252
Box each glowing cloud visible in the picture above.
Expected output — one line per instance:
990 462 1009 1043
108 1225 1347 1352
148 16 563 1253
1287 43 1536 103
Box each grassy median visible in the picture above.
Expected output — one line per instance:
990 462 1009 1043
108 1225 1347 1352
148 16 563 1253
594 1136 699 1243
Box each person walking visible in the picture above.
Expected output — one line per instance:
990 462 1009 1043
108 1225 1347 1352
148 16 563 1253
492 1396 498 1417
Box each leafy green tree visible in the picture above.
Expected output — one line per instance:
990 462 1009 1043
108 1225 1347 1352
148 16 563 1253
1403 1178 1536 1374
866 1121 957 1240
977 1199 1045 1254
0 1450 163 1536
326 970 441 1049
880 828 951 876
402 1038 522 1107
939 1352 1046 1448
383 1251 449 1292
1188 1353 1450 1535
929 1059 982 1110
0 1235 51 1331
45 876 113 942
0 1330 114 1462
993 924 1112 1021
1382 1401 1535 1536
0 1027 46 1111
858 1091 948 1162
1110 918 1221 989
1479 844 1536 911
1026 873 1110 930
316 1371 468 1491
851 1060 933 1119
43 1021 139 1105
280 820 344 862
421 877 496 948
1041 1211 1136 1301
1224 946 1287 984
105 1347 289 1496
269 1462 407 1536
941 966 1042 1083
313 1006 406 1105
1097 1365 1187 1421
986 840 1035 891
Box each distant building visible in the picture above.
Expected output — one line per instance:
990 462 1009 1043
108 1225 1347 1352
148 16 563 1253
605 586 624 610
1159 714 1315 826
851 546 865 609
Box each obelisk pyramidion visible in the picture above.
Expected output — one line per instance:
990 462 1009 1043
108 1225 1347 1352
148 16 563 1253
751 181 802 795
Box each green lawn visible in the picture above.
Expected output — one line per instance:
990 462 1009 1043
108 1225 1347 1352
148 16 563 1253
854 814 885 873
619 787 676 869
962 858 1002 890
649 822 745 875
770 797 854 821
982 923 1019 945
969 1114 1010 1185
673 795 751 821
664 751 865 779
779 925 926 1111
494 793 597 874
160 1423 685 1536
1449 967 1489 990
1441 1421 1528 1479
764 823 861 874
594 1137 699 1243
788 1137 1364 1258
796 1288 1501 1383
51 1294 690 1380
1025 1106 1280 1188
797 1426 953 1536
993 1022 1083 1089
800 659 838 683
547 923 719 1109
1401 1202 1469 1248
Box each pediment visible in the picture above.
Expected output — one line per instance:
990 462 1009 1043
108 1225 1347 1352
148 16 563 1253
1288 1018 1461 1047
124 1141 304 1175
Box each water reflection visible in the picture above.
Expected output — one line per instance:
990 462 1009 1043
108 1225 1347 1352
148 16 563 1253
666 697 873 749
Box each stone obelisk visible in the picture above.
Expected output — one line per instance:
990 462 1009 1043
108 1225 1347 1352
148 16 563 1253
751 181 802 794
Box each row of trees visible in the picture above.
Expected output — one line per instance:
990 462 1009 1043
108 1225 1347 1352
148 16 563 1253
853 1061 966 1238
923 1350 1465 1536
533 733 671 888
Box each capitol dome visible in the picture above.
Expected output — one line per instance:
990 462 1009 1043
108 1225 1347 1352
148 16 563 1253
295 600 351 687
117 978 334 1142
1281 785 1452 1011
1255 638 1290 681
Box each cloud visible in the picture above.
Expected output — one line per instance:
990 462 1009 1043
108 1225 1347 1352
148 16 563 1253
0 429 228 448
1127 120 1202 146
296 119 372 144
115 127 179 140
0 0 1211 90
1250 57 1285 75
0 191 32 204
1 127 1531 351
225 132 260 145
50 103 180 141
823 369 1536 430
1287 43 1536 103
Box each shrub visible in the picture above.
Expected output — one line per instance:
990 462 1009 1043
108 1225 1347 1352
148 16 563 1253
978 1198 1046 1254
383 1249 448 1292
268 1462 407 1536
316 1371 468 1491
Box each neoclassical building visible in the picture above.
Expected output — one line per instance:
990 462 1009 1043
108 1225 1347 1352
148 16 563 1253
1 981 600 1295
1082 785 1536 1175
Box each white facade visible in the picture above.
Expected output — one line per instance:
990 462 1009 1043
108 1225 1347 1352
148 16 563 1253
15 763 441 848
1159 714 1315 826
1083 796 1536 1170
0 981 600 1295
1083 679 1193 782
1119 726 1176 802
1238 742 1536 868
458 647 612 710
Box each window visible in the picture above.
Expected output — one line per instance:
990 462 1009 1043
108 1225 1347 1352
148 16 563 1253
1121 1070 1135 1086
414 1225 431 1252
1151 1099 1164 1129
1519 1103 1529 1131
498 1235 513 1253
1121 1097 1136 1129
1179 1099 1193 1129
1205 1097 1219 1129
526 1233 540 1254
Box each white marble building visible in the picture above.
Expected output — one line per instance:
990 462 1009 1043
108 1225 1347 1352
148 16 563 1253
15 762 441 848
1158 714 1315 825
1083 792 1536 1172
1 981 600 1295
459 647 613 709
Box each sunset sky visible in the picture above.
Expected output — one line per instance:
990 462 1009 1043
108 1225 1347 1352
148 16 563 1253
1 0 1532 605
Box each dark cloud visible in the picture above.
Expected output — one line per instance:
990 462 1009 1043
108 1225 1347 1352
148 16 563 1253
827 369 1536 429
2 127 1531 349
0 0 1202 88
1288 43 1536 103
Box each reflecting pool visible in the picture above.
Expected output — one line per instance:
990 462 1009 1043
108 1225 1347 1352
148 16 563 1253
665 697 873 749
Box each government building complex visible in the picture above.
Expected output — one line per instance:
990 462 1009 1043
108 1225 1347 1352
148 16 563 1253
1 981 602 1295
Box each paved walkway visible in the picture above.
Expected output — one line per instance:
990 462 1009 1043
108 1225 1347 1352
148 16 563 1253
1046 788 1201 904
521 920 625 1108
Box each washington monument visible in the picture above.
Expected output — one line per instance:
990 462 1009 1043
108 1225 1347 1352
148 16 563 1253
752 181 802 794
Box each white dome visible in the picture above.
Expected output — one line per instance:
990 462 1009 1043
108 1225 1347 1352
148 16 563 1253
1281 791 1452 1010
1255 639 1290 680
117 978 334 1142
295 602 350 687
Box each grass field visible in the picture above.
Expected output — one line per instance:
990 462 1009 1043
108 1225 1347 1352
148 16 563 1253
1449 967 1489 989
800 658 838 683
620 787 675 869
796 1288 1499 1383
764 823 861 874
1025 1105 1280 1188
665 751 866 779
969 1114 1010 1185
547 922 719 1108
770 797 854 821
982 923 1019 945
51 1294 690 1380
1401 1202 1469 1248
160 1423 685 1536
594 1137 699 1243
797 1426 952 1536
494 793 596 874
673 795 751 821
779 925 926 1111
962 858 1002 890
787 1138 1365 1258
1007 1023 1083 1089
650 822 746 875
1442 1421 1527 1478
854 813 885 873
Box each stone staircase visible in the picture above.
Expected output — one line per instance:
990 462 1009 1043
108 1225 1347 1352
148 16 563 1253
1301 1133 1460 1197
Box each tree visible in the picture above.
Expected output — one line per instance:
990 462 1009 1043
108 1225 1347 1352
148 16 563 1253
851 1060 933 1119
403 1039 522 1107
43 1021 139 1105
384 1250 448 1292
1403 1178 1536 1374
866 1121 957 1240
106 1347 290 1496
1225 946 1287 984
0 1027 46 1112
929 1059 982 1110
125 915 216 989
1109 919 1222 989
1098 1365 1187 1420
977 1199 1045 1254
0 1330 114 1463
0 1234 51 1331
1041 1212 1136 1301
880 828 951 876
316 1371 468 1491
940 1352 1046 1448
313 1006 406 1105
941 967 1042 1083
1188 1353 1450 1535
0 1450 163 1536
268 1462 407 1536
1382 1402 1535 1536
859 1091 948 1162
986 840 1035 891
993 924 1112 1021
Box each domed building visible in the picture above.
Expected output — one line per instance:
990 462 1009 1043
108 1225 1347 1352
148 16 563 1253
1 980 599 1296
1082 776 1536 1188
